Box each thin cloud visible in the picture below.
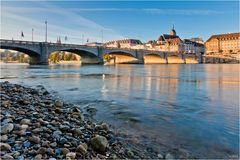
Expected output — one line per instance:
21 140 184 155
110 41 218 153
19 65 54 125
1 3 124 43
2 6 223 15
143 8 223 15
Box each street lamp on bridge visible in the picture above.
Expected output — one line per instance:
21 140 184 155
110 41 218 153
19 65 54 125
45 20 48 43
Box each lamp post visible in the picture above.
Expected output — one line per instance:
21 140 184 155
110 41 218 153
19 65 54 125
45 20 47 43
101 30 103 43
32 28 34 42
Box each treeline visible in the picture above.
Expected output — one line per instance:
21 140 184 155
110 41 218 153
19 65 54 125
49 52 79 63
0 51 29 63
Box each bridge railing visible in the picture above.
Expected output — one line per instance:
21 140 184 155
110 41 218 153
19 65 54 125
0 39 41 45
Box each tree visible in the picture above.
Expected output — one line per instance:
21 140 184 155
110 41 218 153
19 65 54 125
50 52 60 63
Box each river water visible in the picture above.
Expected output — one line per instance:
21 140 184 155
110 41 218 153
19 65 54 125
0 63 239 158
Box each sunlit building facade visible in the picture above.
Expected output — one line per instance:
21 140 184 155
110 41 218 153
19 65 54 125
205 33 240 54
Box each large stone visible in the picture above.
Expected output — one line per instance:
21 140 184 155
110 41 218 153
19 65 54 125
0 143 11 151
91 135 108 152
1 123 14 134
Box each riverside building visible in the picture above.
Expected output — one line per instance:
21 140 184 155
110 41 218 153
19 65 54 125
104 39 143 49
205 33 240 54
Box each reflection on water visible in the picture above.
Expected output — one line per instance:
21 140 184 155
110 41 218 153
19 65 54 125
0 63 239 158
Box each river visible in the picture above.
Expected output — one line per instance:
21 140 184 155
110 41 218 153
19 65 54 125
0 63 239 158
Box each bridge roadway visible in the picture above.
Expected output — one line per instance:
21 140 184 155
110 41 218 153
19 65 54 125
0 39 202 64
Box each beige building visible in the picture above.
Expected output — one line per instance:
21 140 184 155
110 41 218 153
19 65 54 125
205 33 240 54
104 39 143 49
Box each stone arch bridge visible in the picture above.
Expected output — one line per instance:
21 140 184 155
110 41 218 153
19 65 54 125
0 39 202 64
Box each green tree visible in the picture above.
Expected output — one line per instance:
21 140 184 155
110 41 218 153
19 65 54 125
50 52 60 63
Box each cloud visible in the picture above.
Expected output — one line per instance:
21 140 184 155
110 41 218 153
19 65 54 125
1 3 124 43
2 6 223 15
143 8 223 15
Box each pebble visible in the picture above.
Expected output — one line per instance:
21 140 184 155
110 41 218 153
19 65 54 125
1 100 11 107
0 142 11 151
66 152 76 159
55 100 64 108
29 136 41 144
62 148 70 156
1 123 14 134
0 81 169 159
0 135 8 142
165 153 175 159
157 153 164 159
73 128 83 136
34 154 42 160
76 143 88 155
91 135 109 152
20 119 31 125
2 154 14 160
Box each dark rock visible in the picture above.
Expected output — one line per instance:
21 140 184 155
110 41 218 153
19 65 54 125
91 135 109 152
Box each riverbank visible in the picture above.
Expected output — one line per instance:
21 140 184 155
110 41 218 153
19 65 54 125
0 81 184 159
0 81 136 159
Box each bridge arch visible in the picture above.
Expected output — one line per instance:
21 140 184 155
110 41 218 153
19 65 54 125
0 45 41 64
167 55 185 64
48 48 100 64
101 50 139 64
143 53 167 64
101 50 137 58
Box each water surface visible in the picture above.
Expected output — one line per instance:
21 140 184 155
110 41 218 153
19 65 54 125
1 63 239 158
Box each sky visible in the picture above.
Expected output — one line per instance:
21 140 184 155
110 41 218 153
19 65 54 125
1 1 239 44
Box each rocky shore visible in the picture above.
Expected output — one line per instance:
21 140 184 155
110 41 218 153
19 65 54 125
0 81 139 159
0 81 197 160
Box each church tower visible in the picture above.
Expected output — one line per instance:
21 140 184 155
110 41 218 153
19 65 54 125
170 25 176 36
